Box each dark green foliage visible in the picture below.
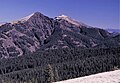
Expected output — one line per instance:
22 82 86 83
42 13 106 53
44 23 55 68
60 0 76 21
0 47 119 82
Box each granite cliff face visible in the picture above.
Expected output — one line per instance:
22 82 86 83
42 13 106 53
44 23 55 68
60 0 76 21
0 12 119 58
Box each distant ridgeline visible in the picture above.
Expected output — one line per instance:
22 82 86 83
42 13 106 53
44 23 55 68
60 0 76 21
0 47 119 83
106 29 120 33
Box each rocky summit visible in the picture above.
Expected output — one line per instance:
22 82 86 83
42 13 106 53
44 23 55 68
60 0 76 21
0 12 119 59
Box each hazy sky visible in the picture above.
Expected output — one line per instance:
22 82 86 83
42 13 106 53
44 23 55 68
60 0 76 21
0 0 119 29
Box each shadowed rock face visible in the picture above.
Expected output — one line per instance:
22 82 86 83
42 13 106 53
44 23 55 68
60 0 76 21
0 12 55 58
0 12 119 58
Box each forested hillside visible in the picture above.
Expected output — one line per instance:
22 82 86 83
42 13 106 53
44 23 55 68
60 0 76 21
0 47 119 83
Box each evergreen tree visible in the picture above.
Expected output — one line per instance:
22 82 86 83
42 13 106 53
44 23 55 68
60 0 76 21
44 64 54 83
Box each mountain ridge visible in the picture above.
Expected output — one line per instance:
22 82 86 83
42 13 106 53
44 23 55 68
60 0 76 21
0 12 119 59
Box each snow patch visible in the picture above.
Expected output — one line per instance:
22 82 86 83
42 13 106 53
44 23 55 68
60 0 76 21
56 15 68 19
56 15 88 27
55 70 120 83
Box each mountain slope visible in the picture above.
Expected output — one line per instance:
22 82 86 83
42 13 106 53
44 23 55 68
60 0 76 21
0 12 120 58
0 12 55 58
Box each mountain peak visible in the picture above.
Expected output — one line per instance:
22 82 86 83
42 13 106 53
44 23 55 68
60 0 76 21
11 12 43 24
55 14 72 20
20 12 43 21
56 14 69 19
55 15 88 27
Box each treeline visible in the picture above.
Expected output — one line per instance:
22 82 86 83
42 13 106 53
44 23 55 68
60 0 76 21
0 47 120 83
